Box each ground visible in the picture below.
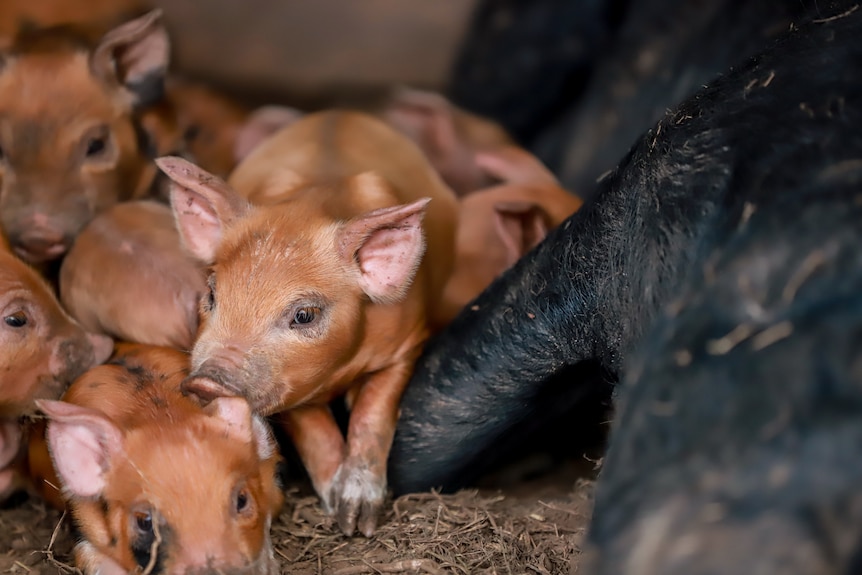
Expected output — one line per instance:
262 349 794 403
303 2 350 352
0 456 596 575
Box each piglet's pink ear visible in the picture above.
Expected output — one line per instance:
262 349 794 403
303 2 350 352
91 9 170 109
339 197 430 304
493 201 550 268
381 87 458 158
37 400 123 499
475 147 559 186
156 156 250 264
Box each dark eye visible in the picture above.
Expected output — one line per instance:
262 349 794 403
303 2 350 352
183 124 201 143
86 136 107 158
203 274 216 312
292 306 318 327
4 311 27 328
235 488 250 514
0 144 4 160
134 511 153 534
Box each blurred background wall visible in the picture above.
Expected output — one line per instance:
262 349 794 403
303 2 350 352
151 0 479 108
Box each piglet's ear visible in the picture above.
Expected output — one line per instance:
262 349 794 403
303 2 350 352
37 400 123 499
493 201 550 268
339 197 430 304
382 88 457 154
156 156 250 264
91 9 170 109
205 397 276 461
0 421 21 469
475 147 559 186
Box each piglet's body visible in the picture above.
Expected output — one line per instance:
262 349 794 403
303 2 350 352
439 146 583 322
379 87 516 195
38 344 285 575
0 248 112 500
141 78 252 184
60 200 206 350
0 10 169 264
158 110 458 536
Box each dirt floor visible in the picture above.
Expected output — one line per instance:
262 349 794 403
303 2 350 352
0 454 597 575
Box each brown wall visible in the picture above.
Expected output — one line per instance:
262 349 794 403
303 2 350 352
152 0 479 107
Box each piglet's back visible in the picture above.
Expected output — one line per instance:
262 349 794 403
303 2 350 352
228 110 459 322
61 344 192 425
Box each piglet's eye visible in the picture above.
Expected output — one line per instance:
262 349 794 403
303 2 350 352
291 306 319 327
86 136 106 157
183 124 201 143
235 488 250 514
4 311 27 328
134 511 153 535
202 274 216 312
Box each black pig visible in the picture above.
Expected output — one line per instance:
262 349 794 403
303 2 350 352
390 0 862 509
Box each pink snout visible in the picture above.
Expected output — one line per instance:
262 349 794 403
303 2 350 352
12 228 71 263
183 348 247 403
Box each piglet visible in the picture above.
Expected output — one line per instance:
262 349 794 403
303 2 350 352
140 78 258 178
37 343 285 575
438 146 584 322
379 87 516 195
59 200 207 350
233 88 517 197
156 110 458 537
0 9 169 264
0 248 113 500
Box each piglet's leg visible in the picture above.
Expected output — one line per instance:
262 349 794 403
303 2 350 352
74 541 129 575
279 405 346 510
330 362 411 537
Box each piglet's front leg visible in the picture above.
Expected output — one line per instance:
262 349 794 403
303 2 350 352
284 364 409 537
280 404 346 509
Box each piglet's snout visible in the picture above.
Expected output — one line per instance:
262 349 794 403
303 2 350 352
183 348 247 403
181 374 235 405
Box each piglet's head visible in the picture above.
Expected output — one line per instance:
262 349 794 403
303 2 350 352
0 10 169 264
38 395 282 575
0 250 112 418
157 156 429 414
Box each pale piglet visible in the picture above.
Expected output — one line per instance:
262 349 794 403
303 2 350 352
0 9 169 264
439 146 584 322
0 248 113 500
37 344 285 575
156 110 458 536
379 87 516 195
59 200 207 350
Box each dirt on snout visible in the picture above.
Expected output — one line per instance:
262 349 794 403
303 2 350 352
0 459 596 575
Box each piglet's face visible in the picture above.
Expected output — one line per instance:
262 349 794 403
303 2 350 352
0 10 168 264
40 396 282 575
0 250 112 418
157 157 429 414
